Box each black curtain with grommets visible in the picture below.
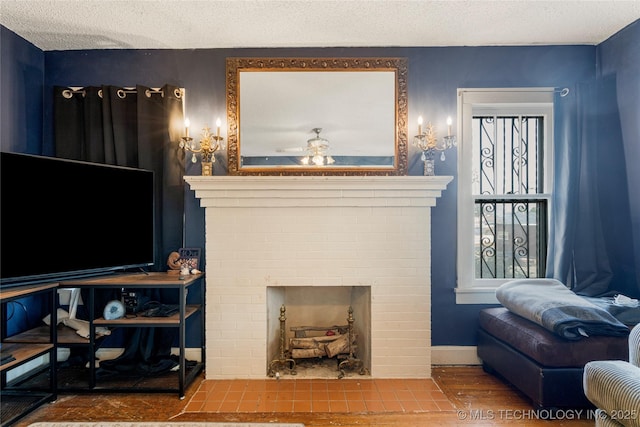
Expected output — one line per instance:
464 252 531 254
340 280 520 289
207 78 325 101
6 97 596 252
53 84 185 271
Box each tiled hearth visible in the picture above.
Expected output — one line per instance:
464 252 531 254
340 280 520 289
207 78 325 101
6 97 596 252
184 378 455 413
186 176 451 379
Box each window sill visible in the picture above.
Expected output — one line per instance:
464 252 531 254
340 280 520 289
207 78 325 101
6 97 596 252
454 287 500 305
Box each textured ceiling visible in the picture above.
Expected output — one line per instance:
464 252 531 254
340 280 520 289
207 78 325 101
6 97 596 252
1 0 639 51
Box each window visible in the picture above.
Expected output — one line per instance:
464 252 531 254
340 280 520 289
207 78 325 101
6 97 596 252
456 89 554 304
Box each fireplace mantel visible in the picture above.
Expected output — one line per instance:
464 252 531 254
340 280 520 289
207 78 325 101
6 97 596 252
185 175 452 207
185 175 452 379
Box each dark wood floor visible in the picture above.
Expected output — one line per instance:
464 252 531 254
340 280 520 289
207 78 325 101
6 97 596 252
15 366 595 426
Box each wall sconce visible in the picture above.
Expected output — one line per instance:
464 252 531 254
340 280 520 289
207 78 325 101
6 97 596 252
413 116 457 176
180 118 225 176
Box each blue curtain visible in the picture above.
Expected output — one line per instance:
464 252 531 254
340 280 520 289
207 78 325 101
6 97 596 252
547 77 638 297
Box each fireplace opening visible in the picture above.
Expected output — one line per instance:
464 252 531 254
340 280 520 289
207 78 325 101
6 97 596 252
267 286 371 378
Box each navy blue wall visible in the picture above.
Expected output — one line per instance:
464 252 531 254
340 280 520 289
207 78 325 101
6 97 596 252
0 28 47 335
0 26 44 154
2 21 638 346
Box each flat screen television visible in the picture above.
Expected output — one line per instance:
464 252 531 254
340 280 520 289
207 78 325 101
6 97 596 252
1 152 155 287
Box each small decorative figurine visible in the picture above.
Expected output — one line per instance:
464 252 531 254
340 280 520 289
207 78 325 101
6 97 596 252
167 251 182 274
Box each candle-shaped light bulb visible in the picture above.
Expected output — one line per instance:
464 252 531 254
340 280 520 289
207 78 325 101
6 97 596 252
418 116 423 135
216 118 221 139
184 117 190 137
447 116 452 136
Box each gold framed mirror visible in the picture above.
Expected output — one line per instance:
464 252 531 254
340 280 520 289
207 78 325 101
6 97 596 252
226 57 408 175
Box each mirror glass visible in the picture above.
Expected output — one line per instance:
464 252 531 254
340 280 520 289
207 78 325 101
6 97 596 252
226 58 408 175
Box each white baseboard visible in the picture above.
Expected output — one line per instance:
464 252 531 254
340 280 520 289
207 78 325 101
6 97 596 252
181 348 203 362
431 346 481 365
95 348 202 363
5 354 50 383
8 348 202 383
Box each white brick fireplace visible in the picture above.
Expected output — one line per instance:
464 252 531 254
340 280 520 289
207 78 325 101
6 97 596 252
185 175 451 379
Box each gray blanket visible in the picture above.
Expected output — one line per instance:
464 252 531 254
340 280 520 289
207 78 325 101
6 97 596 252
496 279 630 340
585 296 640 326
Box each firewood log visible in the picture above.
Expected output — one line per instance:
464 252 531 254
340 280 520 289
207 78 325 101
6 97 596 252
290 334 343 349
290 338 320 349
290 325 348 337
325 333 357 358
291 347 326 358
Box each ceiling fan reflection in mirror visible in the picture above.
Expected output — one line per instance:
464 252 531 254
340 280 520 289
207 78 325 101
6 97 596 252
278 128 335 166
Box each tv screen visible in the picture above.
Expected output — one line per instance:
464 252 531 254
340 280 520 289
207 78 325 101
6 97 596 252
1 152 155 286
